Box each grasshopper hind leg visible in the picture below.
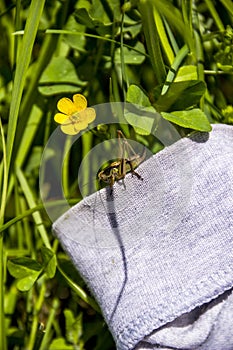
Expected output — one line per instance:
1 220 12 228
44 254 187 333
132 170 143 180
127 160 143 181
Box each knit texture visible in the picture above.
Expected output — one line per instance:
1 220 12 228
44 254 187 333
53 124 233 349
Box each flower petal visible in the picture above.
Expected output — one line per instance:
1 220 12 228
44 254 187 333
61 123 80 135
76 121 89 130
62 118 88 131
57 97 77 115
73 94 87 111
79 108 96 123
54 113 68 124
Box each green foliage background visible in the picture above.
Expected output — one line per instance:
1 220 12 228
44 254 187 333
0 0 233 349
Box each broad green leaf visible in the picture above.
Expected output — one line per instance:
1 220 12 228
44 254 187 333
126 84 151 107
126 84 159 135
155 80 206 112
161 108 212 131
122 22 142 39
64 16 86 52
15 274 41 292
75 8 112 34
74 0 121 36
64 309 83 345
124 107 158 135
174 66 198 82
49 337 74 350
41 247 57 279
39 84 83 96
7 257 42 278
91 0 121 22
95 0 121 21
39 57 86 96
114 43 145 65
39 56 84 83
7 257 43 291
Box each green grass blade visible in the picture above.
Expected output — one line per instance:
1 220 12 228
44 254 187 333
39 298 60 350
204 0 225 31
182 0 192 31
0 117 7 350
57 264 100 313
162 44 190 95
139 0 166 84
43 29 149 57
81 132 94 197
0 117 7 224
62 137 73 198
163 17 179 55
0 199 79 234
192 3 205 82
13 3 64 166
6 0 46 173
153 6 174 65
220 0 233 16
16 105 43 167
16 167 51 249
155 0 194 52
120 13 128 96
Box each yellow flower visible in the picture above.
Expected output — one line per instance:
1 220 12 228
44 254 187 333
54 94 96 135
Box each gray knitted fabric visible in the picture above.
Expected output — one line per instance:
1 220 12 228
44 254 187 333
53 124 233 349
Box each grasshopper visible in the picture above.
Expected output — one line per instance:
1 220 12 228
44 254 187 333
97 130 146 191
